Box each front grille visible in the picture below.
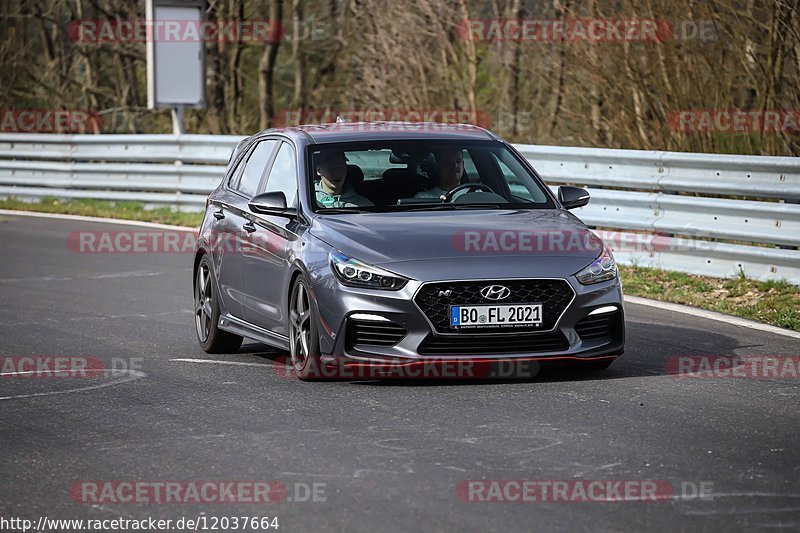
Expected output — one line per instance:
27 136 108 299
346 319 407 347
414 279 574 334
417 330 569 355
575 311 620 342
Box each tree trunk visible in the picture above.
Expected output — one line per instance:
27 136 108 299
259 0 284 130
291 0 305 111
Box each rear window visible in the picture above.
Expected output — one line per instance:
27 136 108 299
343 149 405 180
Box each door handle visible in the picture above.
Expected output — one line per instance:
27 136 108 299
212 209 225 220
243 221 256 233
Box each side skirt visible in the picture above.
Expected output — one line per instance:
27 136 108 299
218 313 290 351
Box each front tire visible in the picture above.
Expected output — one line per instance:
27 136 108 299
195 255 243 354
289 275 325 381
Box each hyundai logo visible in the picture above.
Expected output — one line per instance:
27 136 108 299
480 285 511 301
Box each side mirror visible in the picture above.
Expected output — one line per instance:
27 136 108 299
558 186 590 210
248 191 296 217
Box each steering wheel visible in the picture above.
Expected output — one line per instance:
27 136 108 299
441 183 495 202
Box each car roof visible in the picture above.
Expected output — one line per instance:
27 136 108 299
256 121 499 144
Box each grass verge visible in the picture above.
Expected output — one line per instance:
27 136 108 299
620 265 799 331
1 198 798 332
0 197 204 227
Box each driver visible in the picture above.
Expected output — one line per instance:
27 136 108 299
314 150 374 208
413 147 464 199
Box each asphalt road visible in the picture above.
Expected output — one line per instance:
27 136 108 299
1 213 799 532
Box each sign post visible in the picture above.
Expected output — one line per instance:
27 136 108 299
146 0 206 134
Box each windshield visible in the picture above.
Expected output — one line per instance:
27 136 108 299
307 140 555 212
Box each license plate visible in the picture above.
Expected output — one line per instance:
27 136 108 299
450 304 543 329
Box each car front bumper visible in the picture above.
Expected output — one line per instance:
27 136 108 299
312 271 625 367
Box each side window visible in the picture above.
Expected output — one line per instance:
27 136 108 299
262 142 298 205
227 152 247 189
491 152 547 203
235 139 277 197
224 141 243 180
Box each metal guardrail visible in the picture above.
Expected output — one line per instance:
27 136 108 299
0 133 798 284
0 134 240 210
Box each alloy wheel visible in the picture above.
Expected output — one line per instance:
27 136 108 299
290 282 312 371
195 262 213 342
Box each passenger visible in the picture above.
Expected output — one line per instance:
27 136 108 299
314 150 374 208
413 147 465 199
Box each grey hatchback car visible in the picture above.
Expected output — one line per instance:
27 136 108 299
193 122 624 380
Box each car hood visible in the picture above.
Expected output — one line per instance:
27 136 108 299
308 209 604 275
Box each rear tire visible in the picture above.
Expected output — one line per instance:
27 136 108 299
195 255 243 354
289 275 325 381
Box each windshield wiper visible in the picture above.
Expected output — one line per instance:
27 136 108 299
403 203 502 212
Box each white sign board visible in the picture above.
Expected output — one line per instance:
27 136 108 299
146 0 205 108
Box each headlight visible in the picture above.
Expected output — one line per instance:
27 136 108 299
330 250 409 290
575 247 617 285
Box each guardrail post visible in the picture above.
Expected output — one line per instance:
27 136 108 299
778 198 799 251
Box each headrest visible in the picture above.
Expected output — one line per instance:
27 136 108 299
346 164 364 184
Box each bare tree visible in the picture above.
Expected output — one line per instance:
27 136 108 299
1 0 797 154
259 0 283 129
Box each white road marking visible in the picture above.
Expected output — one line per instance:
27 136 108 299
170 358 274 368
0 309 193 328
0 270 165 283
586 492 800 503
686 507 800 516
0 209 197 232
572 461 622 477
0 370 81 377
625 295 800 340
438 464 467 473
0 370 146 401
